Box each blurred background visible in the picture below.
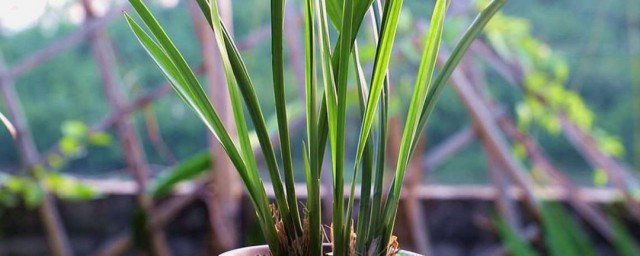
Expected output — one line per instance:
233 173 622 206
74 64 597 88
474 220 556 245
0 0 638 255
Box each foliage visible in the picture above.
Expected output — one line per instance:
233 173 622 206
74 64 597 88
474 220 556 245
496 203 640 256
610 213 640 256
0 171 99 213
148 150 211 198
0 173 44 209
0 120 104 215
485 12 625 155
125 0 505 254
43 120 114 171
539 202 597 256
494 215 538 256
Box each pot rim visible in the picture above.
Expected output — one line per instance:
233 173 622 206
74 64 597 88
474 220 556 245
219 244 422 256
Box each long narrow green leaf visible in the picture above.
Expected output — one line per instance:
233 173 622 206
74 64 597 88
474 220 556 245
326 1 377 254
395 0 447 176
326 0 342 27
304 0 322 253
369 0 390 245
149 151 211 198
315 0 337 186
206 0 288 252
302 142 322 256
326 0 374 46
351 0 404 196
196 0 263 198
228 71 260 186
494 215 539 256
540 202 595 256
412 0 509 154
382 0 448 239
204 0 303 243
0 112 15 139
271 0 303 237
315 0 341 253
126 1 272 225
610 213 640 256
333 1 357 254
351 42 375 253
128 0 214 124
127 0 280 252
124 14 246 189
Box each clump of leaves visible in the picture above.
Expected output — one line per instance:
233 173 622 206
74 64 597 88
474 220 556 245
0 171 99 212
125 0 506 255
0 119 103 216
484 11 625 159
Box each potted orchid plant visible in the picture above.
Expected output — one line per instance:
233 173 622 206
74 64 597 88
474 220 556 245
125 0 506 255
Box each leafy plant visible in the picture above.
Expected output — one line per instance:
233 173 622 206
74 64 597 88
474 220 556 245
148 150 211 198
0 171 98 212
483 11 625 159
0 119 101 216
496 203 640 256
125 0 506 254
609 211 640 256
539 202 597 256
494 215 538 256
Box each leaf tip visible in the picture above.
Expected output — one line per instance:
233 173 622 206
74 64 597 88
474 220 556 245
0 112 16 139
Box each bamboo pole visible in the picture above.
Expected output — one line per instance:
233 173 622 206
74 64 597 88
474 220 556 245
464 50 616 240
403 137 433 255
421 127 475 170
465 57 525 237
477 40 640 219
94 183 205 256
486 151 523 229
142 107 177 165
7 4 128 79
81 178 627 203
0 52 73 256
440 51 541 217
30 20 270 171
559 116 640 219
495 111 616 242
81 1 169 255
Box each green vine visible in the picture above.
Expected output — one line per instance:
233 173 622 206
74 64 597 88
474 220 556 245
483 10 625 158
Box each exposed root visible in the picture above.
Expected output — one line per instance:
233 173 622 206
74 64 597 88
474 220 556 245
365 235 401 256
349 223 356 256
328 222 362 256
386 235 399 256
269 205 400 256
269 204 310 255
